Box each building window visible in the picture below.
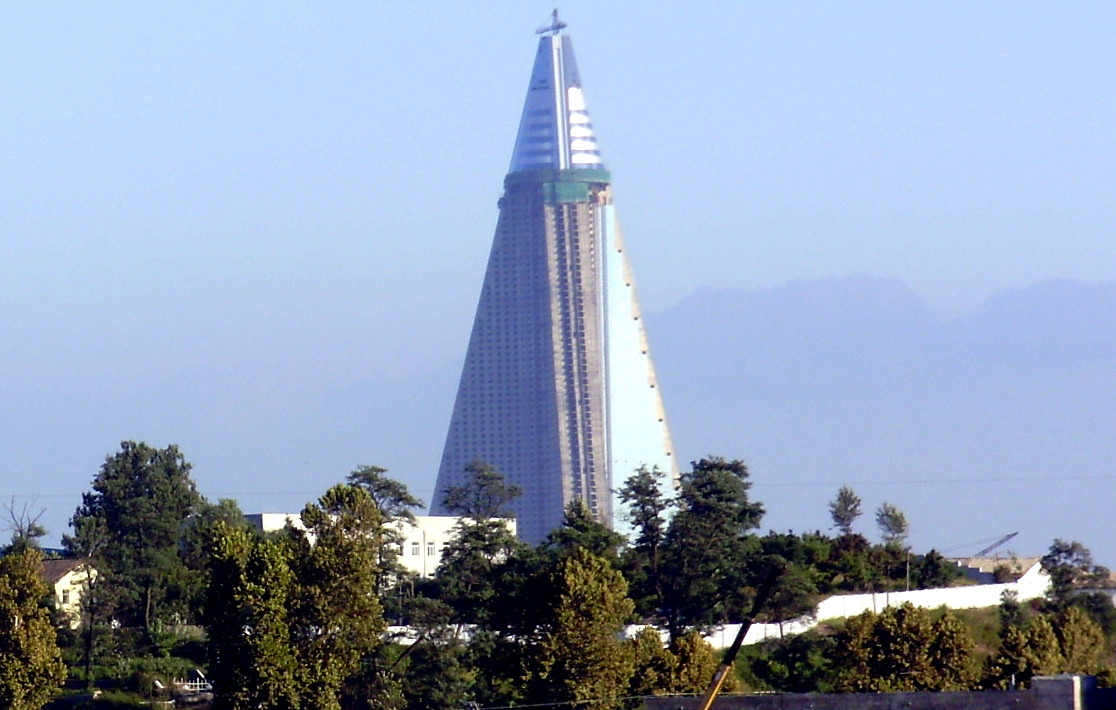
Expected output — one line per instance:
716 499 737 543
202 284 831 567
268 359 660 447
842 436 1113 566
62 589 71 605
426 542 436 557
411 542 420 556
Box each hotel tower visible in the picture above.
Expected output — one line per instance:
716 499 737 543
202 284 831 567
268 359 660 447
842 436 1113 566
432 14 677 543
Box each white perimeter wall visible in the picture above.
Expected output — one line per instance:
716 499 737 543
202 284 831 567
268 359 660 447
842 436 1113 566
703 568 1050 649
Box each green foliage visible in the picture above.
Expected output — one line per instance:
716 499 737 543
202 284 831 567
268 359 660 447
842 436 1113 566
619 466 671 621
205 526 300 710
756 534 825 628
203 484 386 710
293 485 386 710
440 461 521 520
1054 606 1109 676
1069 591 1116 638
874 502 908 547
0 548 66 710
834 603 976 692
542 499 626 563
912 549 962 589
828 486 862 537
738 630 837 693
1042 539 1110 612
346 465 424 603
525 548 635 710
666 632 728 694
401 627 476 710
987 614 1063 689
626 627 676 697
65 441 206 637
820 533 878 593
435 517 531 628
344 644 407 710
659 457 764 639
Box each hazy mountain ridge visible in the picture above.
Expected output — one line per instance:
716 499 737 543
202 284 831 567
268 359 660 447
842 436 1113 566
646 276 1116 557
650 276 1116 400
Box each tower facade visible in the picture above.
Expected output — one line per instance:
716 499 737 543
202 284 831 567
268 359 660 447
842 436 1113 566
432 17 677 544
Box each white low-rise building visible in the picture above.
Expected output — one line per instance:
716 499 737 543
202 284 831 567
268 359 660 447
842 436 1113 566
244 513 515 578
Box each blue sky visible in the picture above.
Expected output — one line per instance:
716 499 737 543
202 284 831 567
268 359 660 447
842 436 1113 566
2 4 1114 558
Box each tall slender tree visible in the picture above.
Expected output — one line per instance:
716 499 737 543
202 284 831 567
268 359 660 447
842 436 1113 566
828 486 862 537
0 548 66 710
658 457 764 639
874 502 909 547
619 466 672 620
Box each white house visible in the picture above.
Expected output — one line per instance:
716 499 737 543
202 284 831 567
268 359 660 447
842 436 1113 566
40 558 97 628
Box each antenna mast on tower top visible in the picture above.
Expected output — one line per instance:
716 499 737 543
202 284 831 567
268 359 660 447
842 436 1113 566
537 9 566 36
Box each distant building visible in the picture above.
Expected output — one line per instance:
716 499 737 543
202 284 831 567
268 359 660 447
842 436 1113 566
40 558 96 628
432 13 678 544
950 556 1045 585
244 513 513 578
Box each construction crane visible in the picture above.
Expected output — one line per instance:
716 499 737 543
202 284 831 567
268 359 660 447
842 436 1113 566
697 562 785 710
974 532 1018 557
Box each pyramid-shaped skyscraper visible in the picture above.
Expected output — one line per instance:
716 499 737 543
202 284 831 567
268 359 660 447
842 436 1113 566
432 14 677 543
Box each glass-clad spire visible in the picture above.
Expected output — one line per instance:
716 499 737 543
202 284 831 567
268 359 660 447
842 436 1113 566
508 22 604 173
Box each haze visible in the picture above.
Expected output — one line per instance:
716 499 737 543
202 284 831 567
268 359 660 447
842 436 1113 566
2 4 1113 562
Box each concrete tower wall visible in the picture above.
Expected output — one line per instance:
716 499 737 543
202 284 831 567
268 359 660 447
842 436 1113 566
433 21 675 544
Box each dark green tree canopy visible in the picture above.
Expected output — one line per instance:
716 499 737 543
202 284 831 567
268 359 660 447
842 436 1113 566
1042 539 1111 611
542 499 625 562
440 461 522 521
346 464 424 524
619 465 671 552
658 457 765 639
204 483 387 710
64 441 206 632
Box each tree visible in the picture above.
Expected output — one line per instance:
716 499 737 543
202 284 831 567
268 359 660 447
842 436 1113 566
436 463 532 630
435 517 530 627
1054 606 1108 676
345 465 424 606
758 561 818 637
658 457 764 639
1041 539 1110 611
65 441 206 637
525 548 635 710
874 502 908 547
440 461 521 521
204 484 387 710
0 548 66 710
834 603 975 692
913 549 961 589
987 614 1063 689
627 627 677 697
828 486 862 537
205 526 300 710
927 613 978 690
666 632 732 694
293 485 386 710
542 499 626 563
742 631 837 693
619 466 672 620
400 624 475 710
2 497 47 554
